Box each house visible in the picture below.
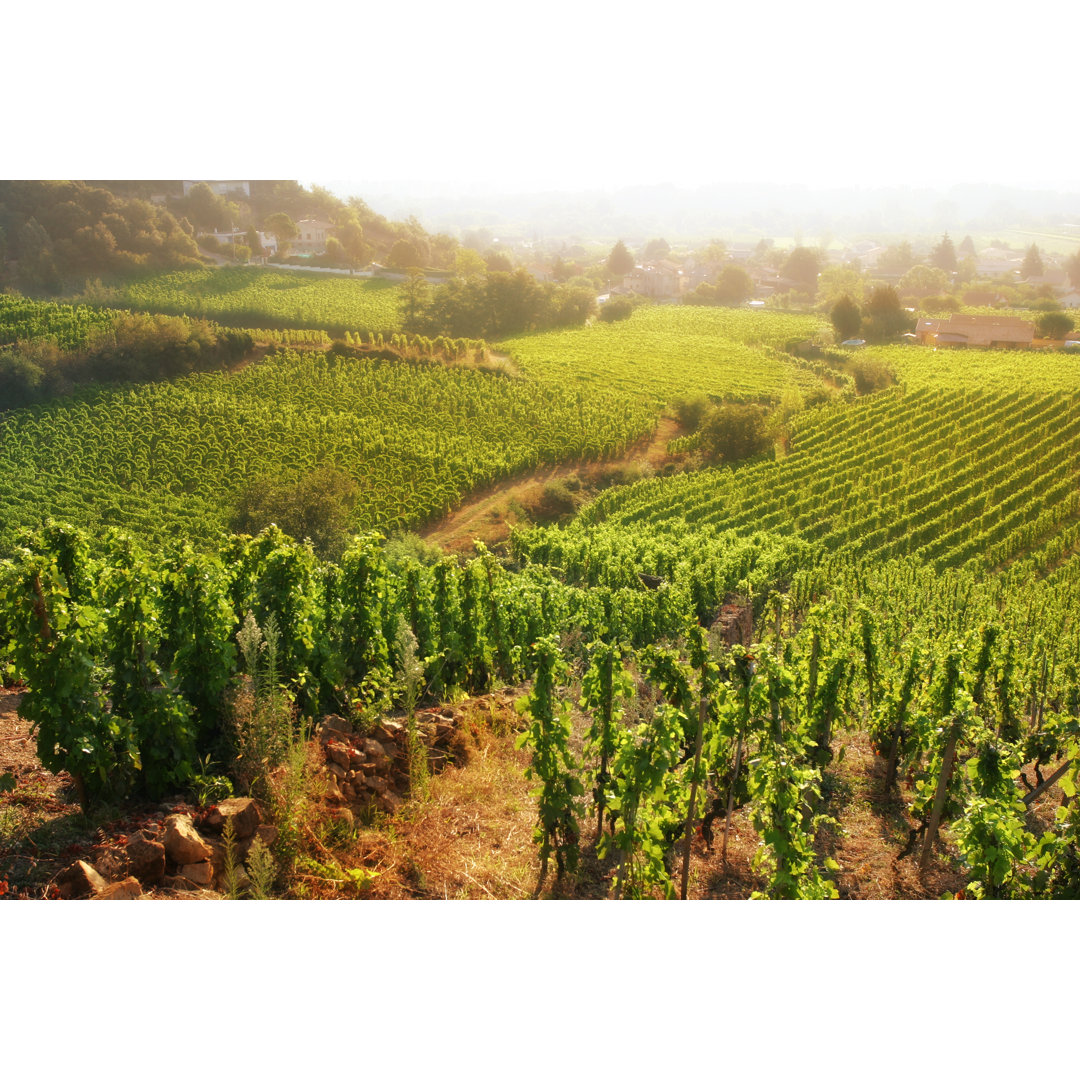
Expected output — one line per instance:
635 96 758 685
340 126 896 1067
182 180 251 198
624 260 686 299
915 313 1034 348
206 229 276 255
290 218 334 255
974 247 1021 278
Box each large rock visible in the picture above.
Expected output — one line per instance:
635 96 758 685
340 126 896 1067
201 797 261 840
163 814 213 866
126 830 166 884
93 877 143 900
56 860 108 899
162 874 201 892
206 840 251 894
238 823 278 860
328 743 352 769
317 714 355 744
180 861 214 887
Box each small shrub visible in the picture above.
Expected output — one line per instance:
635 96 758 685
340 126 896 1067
850 357 894 395
245 837 277 899
1037 311 1074 340
698 403 770 464
531 479 581 523
672 395 711 431
599 298 634 322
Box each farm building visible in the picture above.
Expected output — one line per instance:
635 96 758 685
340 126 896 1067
915 313 1034 348
181 180 251 197
624 260 687 299
291 219 334 255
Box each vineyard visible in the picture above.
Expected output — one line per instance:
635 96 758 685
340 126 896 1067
2 284 1080 901
572 385 1080 574
503 306 830 404
103 267 403 335
0 348 656 547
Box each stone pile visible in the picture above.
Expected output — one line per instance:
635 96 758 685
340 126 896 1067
53 796 274 900
317 708 462 816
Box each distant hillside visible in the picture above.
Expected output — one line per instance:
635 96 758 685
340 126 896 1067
0 180 461 296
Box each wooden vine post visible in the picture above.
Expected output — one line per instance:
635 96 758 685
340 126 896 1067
680 694 708 900
918 725 960 874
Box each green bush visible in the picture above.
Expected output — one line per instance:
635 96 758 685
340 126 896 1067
598 298 635 322
698 403 770 464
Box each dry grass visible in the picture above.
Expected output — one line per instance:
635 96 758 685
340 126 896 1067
339 696 539 899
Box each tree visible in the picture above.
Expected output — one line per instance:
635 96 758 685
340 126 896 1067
388 238 424 270
182 183 232 232
862 285 911 342
685 265 753 307
324 236 346 265
454 247 487 280
484 249 513 273
15 216 61 294
231 466 359 561
642 238 671 261
335 220 368 267
1022 244 1044 279
817 265 866 309
696 240 727 267
399 269 431 329
245 226 263 257
599 297 635 322
264 212 298 256
713 265 753 305
899 264 950 298
781 246 822 297
958 235 976 258
930 233 957 273
1067 249 1080 290
1037 311 1074 340
698 403 770 464
877 242 915 276
606 240 635 279
830 295 862 342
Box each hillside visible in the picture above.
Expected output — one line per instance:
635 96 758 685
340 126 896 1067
2 238 1080 903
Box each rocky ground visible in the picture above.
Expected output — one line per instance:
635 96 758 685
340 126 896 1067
7 680 1064 901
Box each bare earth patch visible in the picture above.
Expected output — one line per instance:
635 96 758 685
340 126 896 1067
422 416 685 555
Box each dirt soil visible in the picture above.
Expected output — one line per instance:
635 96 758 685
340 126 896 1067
5 680 1065 901
422 416 685 556
0 688 234 900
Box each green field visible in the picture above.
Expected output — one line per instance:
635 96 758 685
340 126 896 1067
503 306 829 404
0 348 656 548
5 283 1080 902
104 266 403 334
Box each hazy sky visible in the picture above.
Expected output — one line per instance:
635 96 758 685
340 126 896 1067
12 1 1080 195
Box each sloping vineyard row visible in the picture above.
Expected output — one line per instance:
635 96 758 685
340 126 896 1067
503 305 829 404
110 267 403 335
0 349 657 547
573 387 1080 573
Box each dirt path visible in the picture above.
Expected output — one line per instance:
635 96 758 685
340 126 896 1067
422 415 684 554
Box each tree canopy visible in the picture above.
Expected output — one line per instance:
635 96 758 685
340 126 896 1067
830 294 862 342
1022 244 1044 279
781 247 822 297
606 240 635 279
930 233 957 273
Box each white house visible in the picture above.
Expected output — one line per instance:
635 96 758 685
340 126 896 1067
182 180 251 198
290 218 334 255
